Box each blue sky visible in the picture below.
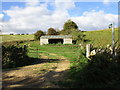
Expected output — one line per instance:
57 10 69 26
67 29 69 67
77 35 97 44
2 2 118 21
70 2 118 16
1 1 118 34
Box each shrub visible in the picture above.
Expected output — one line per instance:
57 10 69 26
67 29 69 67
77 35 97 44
2 45 33 68
34 30 45 40
21 33 25 35
68 48 120 88
10 33 14 35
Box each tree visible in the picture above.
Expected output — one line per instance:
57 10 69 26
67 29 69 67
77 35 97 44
34 30 45 40
70 29 85 44
63 19 78 30
59 29 68 35
47 28 57 35
60 19 85 44
60 19 79 35
10 33 14 35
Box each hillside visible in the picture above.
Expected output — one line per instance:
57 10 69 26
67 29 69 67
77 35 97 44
83 28 118 48
1 28 119 48
1 34 34 42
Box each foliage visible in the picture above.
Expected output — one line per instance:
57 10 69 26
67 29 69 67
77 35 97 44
34 30 45 40
10 33 14 35
61 19 78 35
70 29 85 44
60 20 84 43
63 19 78 30
21 33 25 35
2 45 33 69
67 47 120 88
47 28 58 35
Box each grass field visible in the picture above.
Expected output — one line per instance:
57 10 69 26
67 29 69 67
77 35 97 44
2 28 119 47
1 34 34 42
83 28 118 48
22 40 80 61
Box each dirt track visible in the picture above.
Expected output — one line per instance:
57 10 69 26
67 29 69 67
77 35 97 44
2 53 70 88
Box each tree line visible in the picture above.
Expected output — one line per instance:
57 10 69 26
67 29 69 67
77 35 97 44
34 19 85 44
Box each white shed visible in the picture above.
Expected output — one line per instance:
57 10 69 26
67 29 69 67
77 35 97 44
40 35 72 45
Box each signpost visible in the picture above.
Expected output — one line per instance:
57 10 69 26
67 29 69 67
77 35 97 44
109 23 115 58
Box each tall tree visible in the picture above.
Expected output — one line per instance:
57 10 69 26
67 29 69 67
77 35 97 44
63 19 78 30
61 19 79 35
47 28 57 35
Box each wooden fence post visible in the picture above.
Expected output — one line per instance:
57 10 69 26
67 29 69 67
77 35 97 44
86 44 91 58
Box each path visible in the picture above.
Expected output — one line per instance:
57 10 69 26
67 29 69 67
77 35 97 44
2 53 70 88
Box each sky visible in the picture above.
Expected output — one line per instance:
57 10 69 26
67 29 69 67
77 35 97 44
0 0 119 34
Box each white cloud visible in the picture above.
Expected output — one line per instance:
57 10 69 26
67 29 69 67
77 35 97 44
2 1 118 34
71 10 118 30
55 0 75 10
3 1 74 34
25 0 40 6
103 0 110 5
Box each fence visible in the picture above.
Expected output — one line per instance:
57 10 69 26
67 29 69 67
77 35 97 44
86 40 119 59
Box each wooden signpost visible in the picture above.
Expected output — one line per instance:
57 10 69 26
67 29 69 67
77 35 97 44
109 23 115 58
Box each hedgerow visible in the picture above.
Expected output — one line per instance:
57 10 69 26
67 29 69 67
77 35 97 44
2 45 33 69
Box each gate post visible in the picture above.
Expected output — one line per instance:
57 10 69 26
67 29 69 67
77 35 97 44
86 44 91 58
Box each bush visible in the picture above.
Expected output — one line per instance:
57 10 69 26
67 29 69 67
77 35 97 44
34 30 45 40
21 33 25 35
2 45 33 68
68 48 120 88
10 33 14 35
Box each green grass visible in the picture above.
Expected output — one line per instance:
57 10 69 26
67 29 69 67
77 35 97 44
1 34 34 42
2 28 119 88
1 28 119 48
83 28 118 48
22 40 80 60
21 28 119 60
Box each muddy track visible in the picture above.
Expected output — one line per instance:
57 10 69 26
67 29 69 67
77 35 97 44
2 53 70 88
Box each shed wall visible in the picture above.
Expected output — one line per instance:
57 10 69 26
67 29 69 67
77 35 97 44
40 39 48 45
63 38 72 44
40 36 72 45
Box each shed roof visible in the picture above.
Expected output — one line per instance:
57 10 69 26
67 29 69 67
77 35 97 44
40 35 72 39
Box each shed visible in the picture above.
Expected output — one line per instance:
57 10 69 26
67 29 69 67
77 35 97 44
40 35 72 45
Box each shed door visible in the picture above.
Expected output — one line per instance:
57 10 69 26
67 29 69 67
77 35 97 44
48 39 63 44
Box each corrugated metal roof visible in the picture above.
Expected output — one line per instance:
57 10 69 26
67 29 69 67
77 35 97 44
40 35 72 39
